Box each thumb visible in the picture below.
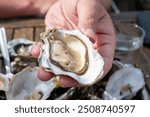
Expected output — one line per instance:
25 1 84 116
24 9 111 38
77 0 101 42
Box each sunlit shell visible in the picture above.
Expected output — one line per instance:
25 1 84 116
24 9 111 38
8 38 34 57
8 38 38 73
39 29 104 85
6 67 59 100
0 73 9 91
103 67 145 100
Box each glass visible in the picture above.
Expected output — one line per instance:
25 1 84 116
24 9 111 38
114 22 146 65
115 22 145 51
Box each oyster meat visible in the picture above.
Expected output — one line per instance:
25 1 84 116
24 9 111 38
39 29 104 85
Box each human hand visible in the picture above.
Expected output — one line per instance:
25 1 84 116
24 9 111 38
32 0 116 87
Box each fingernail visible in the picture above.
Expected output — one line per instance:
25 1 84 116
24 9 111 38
85 28 96 43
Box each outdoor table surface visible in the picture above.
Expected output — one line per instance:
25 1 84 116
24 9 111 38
0 11 150 96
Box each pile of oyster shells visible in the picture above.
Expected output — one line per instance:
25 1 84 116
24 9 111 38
0 29 104 100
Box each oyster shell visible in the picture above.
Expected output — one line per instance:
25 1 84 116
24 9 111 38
103 67 145 100
39 29 104 85
0 73 9 91
8 38 38 73
8 38 34 57
11 57 38 74
6 67 59 100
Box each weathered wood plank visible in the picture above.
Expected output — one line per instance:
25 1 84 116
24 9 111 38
0 18 44 28
5 28 14 41
35 27 45 42
13 28 34 41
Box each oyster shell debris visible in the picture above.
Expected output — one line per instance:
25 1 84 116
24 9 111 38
8 38 34 57
39 29 104 85
6 67 59 100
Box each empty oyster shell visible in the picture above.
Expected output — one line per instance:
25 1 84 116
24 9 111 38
39 29 104 85
6 67 59 100
8 38 34 57
103 67 145 100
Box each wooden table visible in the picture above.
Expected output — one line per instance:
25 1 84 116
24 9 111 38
0 12 150 98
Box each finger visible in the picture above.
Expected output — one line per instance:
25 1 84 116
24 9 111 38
44 1 69 30
94 14 115 47
45 0 78 30
37 68 81 87
93 13 116 76
77 0 105 42
31 43 42 58
95 27 116 76
37 67 54 81
96 38 115 77
59 75 80 87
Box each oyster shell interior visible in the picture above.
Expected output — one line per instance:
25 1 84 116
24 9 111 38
15 44 31 56
8 38 38 74
39 29 104 85
40 29 88 74
8 38 34 57
103 67 145 100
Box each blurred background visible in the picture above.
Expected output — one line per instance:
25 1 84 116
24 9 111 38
113 0 150 11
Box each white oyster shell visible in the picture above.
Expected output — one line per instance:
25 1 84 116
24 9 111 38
6 67 58 100
103 67 145 100
8 38 34 57
39 29 104 85
0 73 9 91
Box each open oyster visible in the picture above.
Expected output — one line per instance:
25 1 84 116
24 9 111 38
6 67 59 100
39 29 104 85
8 38 38 73
8 38 34 57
